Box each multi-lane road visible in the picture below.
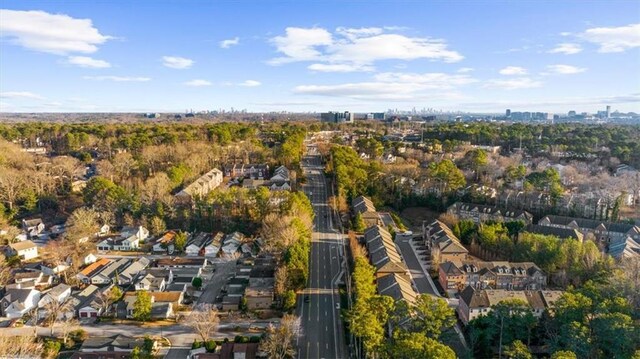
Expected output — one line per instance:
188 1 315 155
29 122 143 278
296 147 348 359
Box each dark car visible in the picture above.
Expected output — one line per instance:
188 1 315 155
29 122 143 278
304 295 310 303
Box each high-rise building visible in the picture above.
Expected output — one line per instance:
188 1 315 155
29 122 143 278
320 111 354 123
568 111 577 117
506 109 511 117
606 105 611 118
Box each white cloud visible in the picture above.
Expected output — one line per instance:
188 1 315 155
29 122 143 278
293 71 475 101
239 80 261 87
83 76 151 82
0 91 45 100
483 77 542 90
308 63 374 72
268 26 463 69
162 56 194 69
580 23 640 53
268 27 333 65
67 56 111 68
0 9 111 54
548 43 583 55
220 37 240 48
184 79 212 87
373 72 477 87
335 27 383 40
499 66 528 75
457 67 474 73
545 64 587 74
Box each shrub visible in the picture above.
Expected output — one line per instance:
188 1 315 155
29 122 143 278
69 329 87 343
43 339 61 358
205 339 217 352
192 277 203 290
234 335 249 343
249 336 261 343
192 340 202 349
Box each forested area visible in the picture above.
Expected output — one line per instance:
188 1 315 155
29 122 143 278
467 271 640 359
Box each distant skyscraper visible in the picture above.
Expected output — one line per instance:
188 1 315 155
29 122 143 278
568 110 577 117
320 111 354 123
506 109 511 117
606 105 611 118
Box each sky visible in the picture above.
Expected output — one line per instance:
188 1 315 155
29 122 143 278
0 0 639 114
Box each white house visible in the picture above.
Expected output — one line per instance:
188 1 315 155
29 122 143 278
8 240 39 261
37 284 72 319
83 253 98 266
22 218 45 238
204 232 223 257
120 226 149 242
0 288 41 319
38 284 72 308
185 232 212 256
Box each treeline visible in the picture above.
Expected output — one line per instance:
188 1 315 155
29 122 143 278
420 123 640 166
347 251 458 358
467 273 640 358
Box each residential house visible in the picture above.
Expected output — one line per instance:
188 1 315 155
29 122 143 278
244 286 274 310
37 284 72 319
152 230 177 254
175 168 224 203
269 165 292 191
423 220 468 266
68 285 101 319
447 202 533 224
78 335 150 353
135 273 166 292
0 288 41 319
223 163 269 180
77 258 112 284
22 218 45 238
120 226 149 243
522 224 584 242
90 259 131 285
156 257 207 269
242 178 265 190
221 232 243 257
438 260 547 295
190 342 259 359
123 291 182 319
204 232 224 257
538 215 640 258
364 225 408 277
352 195 381 227
8 240 39 260
376 273 417 305
37 284 72 308
185 232 213 256
117 257 150 285
457 286 564 325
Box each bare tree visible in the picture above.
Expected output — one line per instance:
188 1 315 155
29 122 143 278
44 298 73 335
262 314 301 359
183 304 220 342
59 317 80 346
0 253 13 285
65 207 100 241
0 335 43 357
274 267 288 298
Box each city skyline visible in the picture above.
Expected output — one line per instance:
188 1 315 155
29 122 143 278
1 0 639 113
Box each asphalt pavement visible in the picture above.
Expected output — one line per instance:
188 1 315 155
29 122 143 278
296 148 348 359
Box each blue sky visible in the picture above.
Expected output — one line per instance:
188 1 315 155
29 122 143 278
1 0 639 113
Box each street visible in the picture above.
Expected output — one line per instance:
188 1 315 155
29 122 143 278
296 148 348 359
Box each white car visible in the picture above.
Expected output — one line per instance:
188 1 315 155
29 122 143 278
335 303 340 309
